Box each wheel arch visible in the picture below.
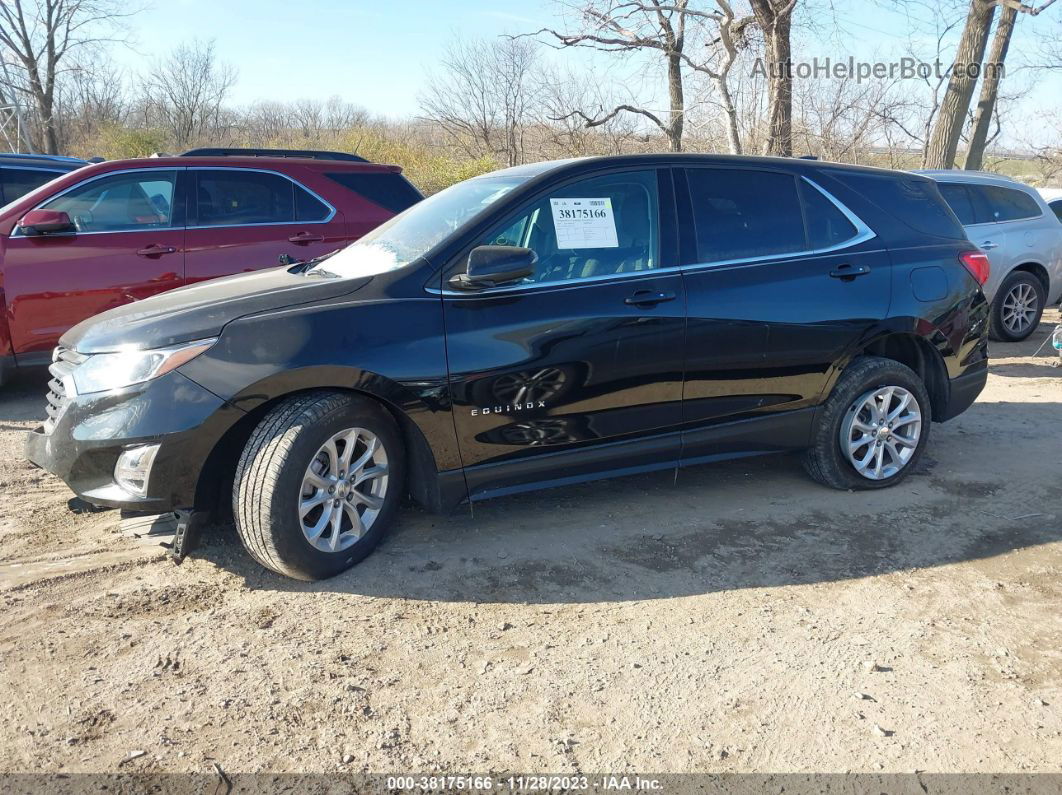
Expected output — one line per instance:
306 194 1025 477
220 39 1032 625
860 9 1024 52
1009 261 1050 296
859 332 949 421
192 377 449 521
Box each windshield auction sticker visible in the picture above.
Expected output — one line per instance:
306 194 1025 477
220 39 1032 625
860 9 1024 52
550 197 619 249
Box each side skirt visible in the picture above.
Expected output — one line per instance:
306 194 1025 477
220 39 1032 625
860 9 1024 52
435 406 820 512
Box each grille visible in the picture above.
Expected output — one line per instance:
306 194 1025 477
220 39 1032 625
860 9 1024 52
42 346 85 434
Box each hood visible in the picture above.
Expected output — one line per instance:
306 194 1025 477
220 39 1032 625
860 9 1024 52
61 267 371 353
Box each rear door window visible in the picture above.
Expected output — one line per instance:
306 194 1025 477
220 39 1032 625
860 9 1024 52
38 170 178 233
685 168 805 262
974 185 1042 222
1 167 65 204
1050 200 1062 223
194 170 328 226
937 182 979 225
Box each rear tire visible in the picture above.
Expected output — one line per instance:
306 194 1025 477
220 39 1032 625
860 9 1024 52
803 356 931 491
233 391 404 580
990 270 1045 342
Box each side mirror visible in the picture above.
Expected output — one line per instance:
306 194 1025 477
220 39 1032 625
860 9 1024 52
448 246 536 291
18 209 74 236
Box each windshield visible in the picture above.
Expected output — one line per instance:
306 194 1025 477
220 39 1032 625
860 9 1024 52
311 174 528 278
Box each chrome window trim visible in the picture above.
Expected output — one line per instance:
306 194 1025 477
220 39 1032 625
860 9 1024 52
11 166 182 238
185 166 336 228
427 264 684 296
429 175 876 297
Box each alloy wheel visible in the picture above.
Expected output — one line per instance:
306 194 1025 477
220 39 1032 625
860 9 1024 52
298 427 389 552
840 386 922 481
1001 282 1039 336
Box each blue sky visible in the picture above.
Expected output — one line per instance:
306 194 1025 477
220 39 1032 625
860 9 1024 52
111 0 1061 147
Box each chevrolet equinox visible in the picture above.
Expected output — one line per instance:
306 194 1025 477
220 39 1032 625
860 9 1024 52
27 155 990 580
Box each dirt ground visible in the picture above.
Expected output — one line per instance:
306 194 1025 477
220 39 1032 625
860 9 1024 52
1 310 1061 777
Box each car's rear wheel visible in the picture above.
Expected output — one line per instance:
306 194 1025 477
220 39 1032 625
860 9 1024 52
233 390 404 580
803 356 931 490
990 271 1045 342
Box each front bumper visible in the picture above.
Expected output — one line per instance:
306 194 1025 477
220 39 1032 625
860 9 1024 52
25 369 242 512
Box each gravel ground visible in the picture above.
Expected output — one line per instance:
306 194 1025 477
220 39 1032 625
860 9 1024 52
0 310 1060 776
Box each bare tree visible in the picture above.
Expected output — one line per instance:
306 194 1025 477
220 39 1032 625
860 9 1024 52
419 36 539 166
141 39 236 149
925 0 1056 169
0 0 135 153
680 1 756 154
538 65 643 155
793 76 901 162
749 0 797 155
57 52 127 146
533 0 694 152
924 0 996 168
964 4 1017 169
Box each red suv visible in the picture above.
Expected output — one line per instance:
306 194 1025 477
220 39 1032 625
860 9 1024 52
0 148 422 383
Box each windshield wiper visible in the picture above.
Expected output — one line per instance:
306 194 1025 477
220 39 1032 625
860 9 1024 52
287 248 342 275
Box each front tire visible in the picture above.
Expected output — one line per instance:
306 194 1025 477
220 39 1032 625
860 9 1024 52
990 271 1045 342
803 356 931 491
233 391 404 580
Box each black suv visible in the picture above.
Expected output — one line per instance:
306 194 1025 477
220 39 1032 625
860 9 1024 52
0 153 87 203
26 154 990 580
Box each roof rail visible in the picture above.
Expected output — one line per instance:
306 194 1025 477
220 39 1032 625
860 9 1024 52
914 168 1018 181
0 152 87 163
180 147 368 163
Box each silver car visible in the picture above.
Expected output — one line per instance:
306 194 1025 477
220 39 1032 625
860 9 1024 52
920 170 1062 341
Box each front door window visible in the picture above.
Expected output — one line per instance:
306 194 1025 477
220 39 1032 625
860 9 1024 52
475 170 661 286
38 171 178 233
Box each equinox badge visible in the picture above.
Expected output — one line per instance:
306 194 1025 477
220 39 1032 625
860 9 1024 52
471 401 547 416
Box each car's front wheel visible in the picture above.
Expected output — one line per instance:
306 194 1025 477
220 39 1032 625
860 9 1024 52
803 356 931 490
234 391 404 580
990 270 1045 342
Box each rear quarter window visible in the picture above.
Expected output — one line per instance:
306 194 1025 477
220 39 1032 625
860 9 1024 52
834 172 966 240
974 185 1042 222
325 172 423 214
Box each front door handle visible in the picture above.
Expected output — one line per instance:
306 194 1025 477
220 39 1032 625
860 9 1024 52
980 241 999 250
288 232 325 244
624 290 676 306
136 244 177 257
829 263 871 280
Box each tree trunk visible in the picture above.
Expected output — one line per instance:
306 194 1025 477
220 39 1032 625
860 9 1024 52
964 5 1017 171
750 0 794 157
666 51 684 152
924 0 996 169
716 75 742 154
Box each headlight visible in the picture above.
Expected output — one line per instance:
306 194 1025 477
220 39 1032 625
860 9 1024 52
71 338 217 396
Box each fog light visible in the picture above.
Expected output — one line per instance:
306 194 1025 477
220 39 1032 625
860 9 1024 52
114 444 160 497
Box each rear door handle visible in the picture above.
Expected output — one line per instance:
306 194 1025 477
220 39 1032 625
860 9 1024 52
136 244 177 257
829 263 871 280
624 290 676 306
288 232 325 244
980 241 999 250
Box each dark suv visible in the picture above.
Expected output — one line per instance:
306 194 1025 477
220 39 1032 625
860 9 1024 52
0 148 422 384
0 153 88 203
26 154 990 580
